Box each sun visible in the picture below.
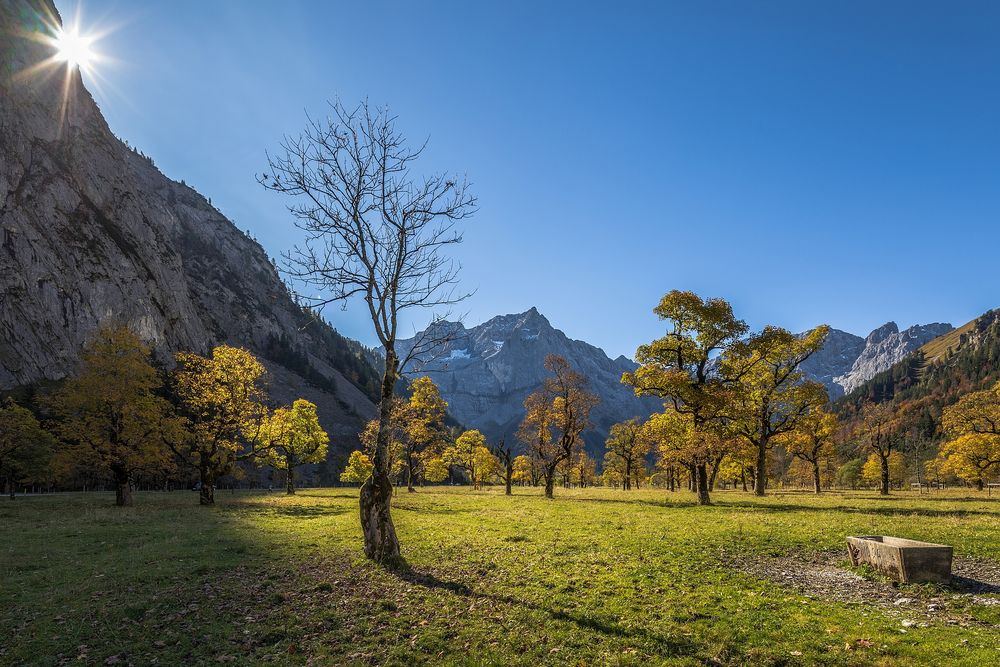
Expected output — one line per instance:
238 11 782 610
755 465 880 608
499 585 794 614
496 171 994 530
50 27 95 72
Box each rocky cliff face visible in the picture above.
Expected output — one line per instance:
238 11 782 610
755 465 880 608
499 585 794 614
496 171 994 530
396 308 661 455
800 322 953 398
833 322 953 395
0 0 377 460
798 328 866 398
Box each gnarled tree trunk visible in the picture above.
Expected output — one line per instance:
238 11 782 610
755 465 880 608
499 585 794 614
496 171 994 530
813 461 822 494
286 459 296 495
114 474 134 507
360 349 401 562
199 465 215 505
696 463 711 505
754 441 767 496
543 466 556 499
879 453 890 495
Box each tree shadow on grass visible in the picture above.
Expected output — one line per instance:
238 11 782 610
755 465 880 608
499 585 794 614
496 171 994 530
713 500 1000 519
231 503 350 518
385 559 699 657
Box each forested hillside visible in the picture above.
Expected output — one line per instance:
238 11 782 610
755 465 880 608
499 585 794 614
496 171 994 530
836 309 1000 438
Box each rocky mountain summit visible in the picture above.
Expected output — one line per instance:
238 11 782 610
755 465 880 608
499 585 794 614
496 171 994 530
0 0 377 457
801 322 953 398
396 308 661 454
832 321 953 395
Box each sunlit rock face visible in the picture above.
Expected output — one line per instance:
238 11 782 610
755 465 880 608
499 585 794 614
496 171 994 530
832 322 953 396
800 323 953 399
0 0 376 455
396 308 662 455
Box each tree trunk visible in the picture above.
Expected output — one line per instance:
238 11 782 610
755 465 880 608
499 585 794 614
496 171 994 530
360 347 401 562
709 456 722 491
813 460 822 494
406 453 416 493
625 460 632 490
740 469 747 492
505 461 512 496
880 453 890 495
115 474 134 507
754 442 767 496
695 463 711 505
198 462 215 505
286 460 296 495
544 468 555 499
8 475 14 500
976 478 984 491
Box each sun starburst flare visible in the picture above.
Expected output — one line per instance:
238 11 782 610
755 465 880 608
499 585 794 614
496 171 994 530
11 3 120 136
50 26 96 73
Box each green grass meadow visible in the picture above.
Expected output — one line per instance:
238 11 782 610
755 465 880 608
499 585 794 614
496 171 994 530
3 487 1000 665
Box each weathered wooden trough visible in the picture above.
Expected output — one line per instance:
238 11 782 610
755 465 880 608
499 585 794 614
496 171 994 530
846 536 953 583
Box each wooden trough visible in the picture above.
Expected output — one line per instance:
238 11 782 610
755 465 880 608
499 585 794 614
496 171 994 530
846 536 953 584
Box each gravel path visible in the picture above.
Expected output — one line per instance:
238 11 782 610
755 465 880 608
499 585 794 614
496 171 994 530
724 550 1000 626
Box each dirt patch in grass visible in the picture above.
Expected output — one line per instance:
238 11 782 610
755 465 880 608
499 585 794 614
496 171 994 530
725 550 1000 625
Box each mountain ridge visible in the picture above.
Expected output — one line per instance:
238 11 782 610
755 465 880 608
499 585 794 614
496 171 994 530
396 307 662 456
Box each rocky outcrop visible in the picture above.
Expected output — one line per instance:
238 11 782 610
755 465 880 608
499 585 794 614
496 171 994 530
798 328 867 398
396 308 661 456
0 1 377 462
799 322 953 398
833 322 953 395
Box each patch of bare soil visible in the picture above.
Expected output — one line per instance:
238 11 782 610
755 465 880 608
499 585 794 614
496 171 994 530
724 550 1000 627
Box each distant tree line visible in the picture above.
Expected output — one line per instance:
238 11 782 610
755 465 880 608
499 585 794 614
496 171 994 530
0 326 328 505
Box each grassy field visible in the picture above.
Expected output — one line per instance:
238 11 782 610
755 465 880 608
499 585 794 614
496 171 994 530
3 487 1000 666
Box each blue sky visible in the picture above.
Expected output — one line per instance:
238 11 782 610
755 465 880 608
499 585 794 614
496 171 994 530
56 0 1000 359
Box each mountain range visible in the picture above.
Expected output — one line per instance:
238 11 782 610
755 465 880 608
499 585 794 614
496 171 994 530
396 308 663 455
397 310 957 454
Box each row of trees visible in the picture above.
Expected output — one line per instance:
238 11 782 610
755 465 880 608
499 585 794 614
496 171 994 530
0 327 329 505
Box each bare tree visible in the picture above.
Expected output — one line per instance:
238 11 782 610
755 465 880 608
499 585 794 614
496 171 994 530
490 437 516 496
260 100 476 561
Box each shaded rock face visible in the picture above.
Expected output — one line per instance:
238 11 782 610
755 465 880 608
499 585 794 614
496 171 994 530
396 308 661 456
799 329 866 399
801 323 953 399
0 1 376 459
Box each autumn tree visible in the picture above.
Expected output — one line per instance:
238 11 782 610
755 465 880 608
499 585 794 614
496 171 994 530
623 291 749 504
0 399 55 500
863 451 906 489
511 455 534 486
401 376 448 492
571 451 598 488
444 429 496 489
936 382 1000 489
172 345 271 505
263 399 329 494
340 450 374 485
517 354 599 498
852 402 903 495
643 408 727 499
423 456 450 484
722 326 830 496
48 327 180 507
604 418 649 490
262 100 476 561
779 408 839 493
